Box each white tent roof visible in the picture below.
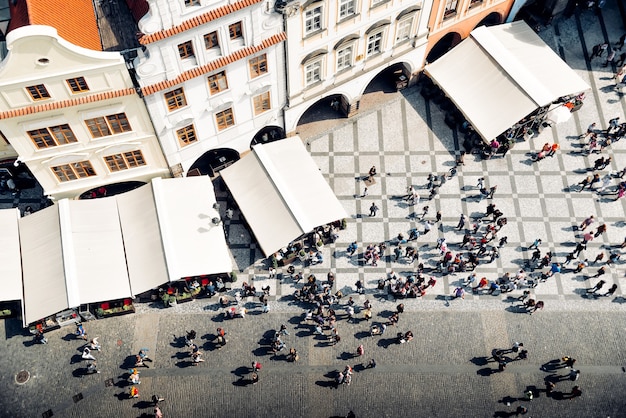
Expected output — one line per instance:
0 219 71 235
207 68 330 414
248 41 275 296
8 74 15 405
116 182 169 295
221 136 348 256
153 176 233 281
0 209 23 302
424 21 590 141
59 199 132 307
18 176 232 326
20 205 68 325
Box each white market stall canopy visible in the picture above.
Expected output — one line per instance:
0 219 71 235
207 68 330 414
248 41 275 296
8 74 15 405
16 176 231 325
424 21 590 142
0 209 23 304
221 136 348 256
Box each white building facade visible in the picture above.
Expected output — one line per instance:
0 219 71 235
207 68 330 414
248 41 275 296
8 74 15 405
0 25 170 200
280 0 433 134
134 0 287 175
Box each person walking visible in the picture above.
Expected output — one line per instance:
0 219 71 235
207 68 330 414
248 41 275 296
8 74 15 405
457 214 467 230
591 266 606 278
356 344 364 357
488 185 497 199
589 279 606 293
580 215 595 230
369 202 379 217
594 223 607 237
528 238 542 250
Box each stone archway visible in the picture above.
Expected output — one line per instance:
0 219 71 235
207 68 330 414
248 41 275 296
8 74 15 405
187 148 240 177
474 12 503 29
295 94 351 140
426 32 462 64
79 181 146 199
250 125 286 149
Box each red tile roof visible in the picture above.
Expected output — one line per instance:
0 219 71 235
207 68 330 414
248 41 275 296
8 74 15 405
139 0 263 45
0 88 136 120
8 0 102 51
141 32 286 96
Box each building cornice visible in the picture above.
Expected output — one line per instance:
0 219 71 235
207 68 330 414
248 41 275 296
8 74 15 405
0 88 137 120
141 32 287 96
138 0 264 45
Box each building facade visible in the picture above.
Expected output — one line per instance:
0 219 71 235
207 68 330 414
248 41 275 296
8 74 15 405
133 0 287 176
425 0 515 63
0 26 170 200
279 0 433 135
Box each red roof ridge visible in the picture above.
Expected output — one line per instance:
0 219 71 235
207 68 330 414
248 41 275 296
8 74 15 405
141 32 286 96
139 0 263 45
0 88 136 120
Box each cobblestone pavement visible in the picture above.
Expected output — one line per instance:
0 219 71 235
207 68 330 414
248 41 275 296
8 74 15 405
2 4 626 418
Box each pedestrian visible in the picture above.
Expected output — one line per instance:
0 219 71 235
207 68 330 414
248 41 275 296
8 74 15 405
524 390 534 401
578 175 592 191
423 220 431 234
368 166 377 177
603 48 616 67
607 252 621 265
594 223 607 237
592 252 604 265
361 187 368 198
603 283 618 296
435 210 442 223
582 122 596 138
574 259 588 273
367 358 376 368
569 369 580 381
545 380 556 396
592 266 606 278
488 185 497 199
476 177 485 190
356 344 364 357
547 143 560 157
369 202 379 217
570 385 582 398
528 238 542 249
498 236 508 247
76 323 87 341
251 371 259 385
82 347 96 361
616 33 626 50
607 117 620 134
457 214 467 230
580 215 594 230
589 279 606 293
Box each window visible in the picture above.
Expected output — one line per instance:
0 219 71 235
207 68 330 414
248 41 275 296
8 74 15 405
339 0 356 19
164 87 187 111
396 18 413 43
444 0 458 18
249 54 268 78
51 161 96 182
371 0 386 6
176 124 197 146
216 108 235 130
28 125 78 149
204 31 219 49
66 77 90 93
305 6 322 34
26 84 50 100
178 41 195 59
336 45 354 71
229 22 243 40
367 32 383 56
184 0 200 6
469 0 483 7
305 60 322 86
104 150 146 172
85 113 132 138
208 71 228 94
253 92 271 115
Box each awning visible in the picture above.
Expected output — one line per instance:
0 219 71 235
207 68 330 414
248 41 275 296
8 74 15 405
0 209 23 303
116 182 169 295
424 21 590 142
221 136 348 256
18 176 232 326
20 205 68 325
152 176 233 280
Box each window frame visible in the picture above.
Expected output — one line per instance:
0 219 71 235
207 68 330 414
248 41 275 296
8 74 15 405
249 54 268 79
66 77 90 93
176 124 198 147
444 0 458 19
469 0 483 8
28 124 78 149
184 0 200 6
204 31 219 50
208 71 229 95
304 5 323 35
366 31 384 57
253 92 271 115
304 59 323 86
84 113 132 138
229 22 243 40
395 16 413 44
338 0 357 20
336 44 354 72
164 87 188 111
26 84 51 101
215 108 235 131
178 40 195 59
104 150 146 172
51 161 96 182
